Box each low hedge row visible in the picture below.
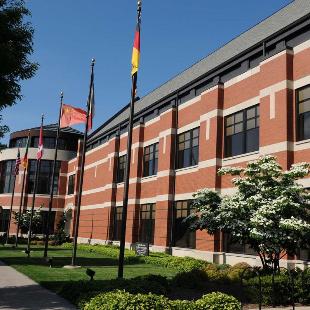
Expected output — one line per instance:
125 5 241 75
83 290 241 310
62 243 209 272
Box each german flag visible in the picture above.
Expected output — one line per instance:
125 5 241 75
131 22 140 76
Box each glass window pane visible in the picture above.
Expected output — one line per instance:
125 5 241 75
226 116 234 126
246 119 256 130
246 107 256 119
235 112 243 123
234 123 243 134
226 126 234 136
178 134 185 143
246 128 259 153
231 133 244 157
299 100 310 114
299 87 310 101
192 128 199 138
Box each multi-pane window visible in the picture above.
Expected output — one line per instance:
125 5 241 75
0 160 15 193
174 200 196 249
0 209 9 232
222 233 256 256
138 204 156 244
177 128 199 169
297 86 310 141
67 174 75 195
143 143 159 177
27 160 61 194
113 206 123 241
117 155 127 183
225 105 259 157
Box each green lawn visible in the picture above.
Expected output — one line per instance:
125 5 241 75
0 245 178 293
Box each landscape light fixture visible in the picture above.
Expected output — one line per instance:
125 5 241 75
45 257 53 268
86 268 95 281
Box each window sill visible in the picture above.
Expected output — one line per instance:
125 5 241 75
141 174 157 182
223 150 259 162
175 165 199 175
295 138 310 146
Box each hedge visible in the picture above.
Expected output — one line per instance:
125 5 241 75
62 243 210 272
83 290 241 310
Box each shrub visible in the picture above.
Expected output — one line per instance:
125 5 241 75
227 262 252 282
83 290 241 310
172 269 209 289
204 264 229 283
195 292 241 310
84 290 171 310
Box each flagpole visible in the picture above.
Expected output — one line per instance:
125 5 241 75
44 92 63 258
118 0 142 279
5 172 17 245
15 132 30 247
26 114 44 257
71 59 95 266
15 165 27 247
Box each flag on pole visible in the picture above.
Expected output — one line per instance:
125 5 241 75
87 71 95 131
60 104 87 128
15 148 21 176
22 133 30 169
131 18 141 76
37 122 43 160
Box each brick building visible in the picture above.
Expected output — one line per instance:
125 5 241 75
1 0 309 266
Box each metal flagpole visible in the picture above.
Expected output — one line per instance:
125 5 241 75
26 114 44 257
43 92 63 257
5 168 17 244
15 131 30 247
71 59 95 266
118 0 142 279
15 163 27 246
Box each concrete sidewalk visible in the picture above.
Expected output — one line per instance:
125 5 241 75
0 261 76 310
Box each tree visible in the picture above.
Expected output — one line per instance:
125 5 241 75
188 156 310 272
13 207 42 234
0 0 38 137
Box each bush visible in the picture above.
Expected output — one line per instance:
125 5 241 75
204 264 229 283
195 292 241 310
226 262 252 282
84 290 171 310
172 269 209 289
83 290 241 310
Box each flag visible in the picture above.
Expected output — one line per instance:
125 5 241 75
15 148 21 176
87 75 95 131
22 133 30 169
60 104 87 128
37 122 43 160
131 21 140 76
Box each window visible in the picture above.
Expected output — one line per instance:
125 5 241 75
177 128 199 169
143 143 159 177
113 206 123 241
297 86 310 141
174 200 196 249
0 209 9 232
0 160 15 193
67 174 75 195
32 211 56 235
9 137 28 148
138 204 156 244
117 155 127 183
223 233 256 256
28 160 61 194
225 105 259 157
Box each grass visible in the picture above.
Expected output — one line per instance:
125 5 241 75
0 245 178 293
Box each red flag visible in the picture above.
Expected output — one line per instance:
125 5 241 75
37 123 43 160
60 104 87 128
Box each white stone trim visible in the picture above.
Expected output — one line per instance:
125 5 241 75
157 169 174 178
174 192 195 201
260 49 293 66
143 137 159 148
178 96 201 111
175 165 199 175
141 175 157 183
293 39 310 54
159 128 176 138
144 115 160 126
199 158 221 169
223 96 259 117
297 177 310 188
224 66 260 88
177 121 200 134
294 75 310 90
222 151 259 166
260 141 292 155
294 138 310 151
260 80 293 98
81 203 111 210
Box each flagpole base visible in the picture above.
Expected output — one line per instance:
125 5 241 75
63 264 81 269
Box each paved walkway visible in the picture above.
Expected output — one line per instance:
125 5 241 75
0 261 76 310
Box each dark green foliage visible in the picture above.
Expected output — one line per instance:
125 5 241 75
0 0 38 137
51 213 69 245
172 269 208 289
83 290 241 310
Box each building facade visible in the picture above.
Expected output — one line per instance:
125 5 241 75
0 124 82 236
1 0 310 266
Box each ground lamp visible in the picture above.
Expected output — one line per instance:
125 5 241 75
86 268 95 281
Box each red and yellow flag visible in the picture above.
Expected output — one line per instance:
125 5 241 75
60 104 87 128
22 132 30 169
131 23 140 76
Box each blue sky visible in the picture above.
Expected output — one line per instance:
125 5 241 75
1 0 292 143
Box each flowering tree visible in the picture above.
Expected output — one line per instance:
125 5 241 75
188 156 310 272
13 207 43 234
